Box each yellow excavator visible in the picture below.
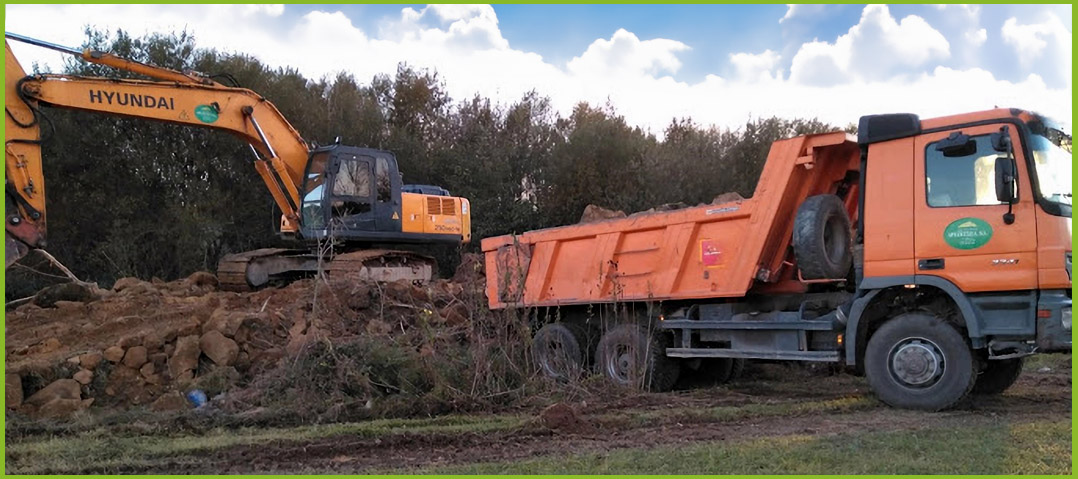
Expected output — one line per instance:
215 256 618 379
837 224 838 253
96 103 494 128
5 32 470 290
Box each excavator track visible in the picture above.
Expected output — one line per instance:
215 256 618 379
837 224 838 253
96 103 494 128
217 247 436 291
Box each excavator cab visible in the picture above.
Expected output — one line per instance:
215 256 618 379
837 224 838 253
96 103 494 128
300 145 404 242
299 145 469 246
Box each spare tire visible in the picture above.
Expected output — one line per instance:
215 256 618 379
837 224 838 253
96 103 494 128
793 194 852 280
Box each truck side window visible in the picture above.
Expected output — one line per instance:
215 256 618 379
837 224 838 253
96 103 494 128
925 135 1006 207
376 158 391 203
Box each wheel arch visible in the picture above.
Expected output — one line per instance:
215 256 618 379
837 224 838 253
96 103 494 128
845 275 983 367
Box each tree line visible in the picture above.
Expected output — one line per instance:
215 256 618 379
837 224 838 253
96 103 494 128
7 29 845 296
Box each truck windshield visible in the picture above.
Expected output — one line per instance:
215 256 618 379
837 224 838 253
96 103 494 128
1028 116 1071 217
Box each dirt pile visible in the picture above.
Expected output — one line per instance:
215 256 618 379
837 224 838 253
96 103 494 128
5 267 489 420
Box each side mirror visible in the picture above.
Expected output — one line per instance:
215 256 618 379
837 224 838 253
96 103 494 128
995 156 1016 203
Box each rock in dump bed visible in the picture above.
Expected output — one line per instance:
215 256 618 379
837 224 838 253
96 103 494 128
578 192 745 224
5 263 481 418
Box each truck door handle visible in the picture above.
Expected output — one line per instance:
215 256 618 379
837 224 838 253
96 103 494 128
918 258 945 270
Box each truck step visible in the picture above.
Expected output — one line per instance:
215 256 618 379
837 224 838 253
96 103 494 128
666 348 840 362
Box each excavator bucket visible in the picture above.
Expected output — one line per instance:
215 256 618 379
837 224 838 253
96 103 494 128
6 232 30 267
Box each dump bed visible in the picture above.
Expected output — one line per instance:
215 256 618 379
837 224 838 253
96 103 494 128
483 132 861 309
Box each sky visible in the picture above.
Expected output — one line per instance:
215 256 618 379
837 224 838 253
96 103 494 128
5 4 1072 135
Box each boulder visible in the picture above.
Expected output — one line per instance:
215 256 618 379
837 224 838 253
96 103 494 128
151 391 189 412
35 398 88 419
579 204 626 224
711 191 745 204
202 309 252 337
103 346 126 363
24 378 81 407
112 277 144 292
6 373 23 409
122 346 149 369
118 335 142 348
200 331 239 366
79 351 104 370
168 335 202 378
104 366 148 403
140 362 156 379
73 369 94 385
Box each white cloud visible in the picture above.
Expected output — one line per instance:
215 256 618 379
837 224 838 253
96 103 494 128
789 4 950 85
1001 13 1071 88
965 28 987 47
780 4 827 24
3 4 1070 137
1002 14 1069 62
730 50 782 82
567 29 689 78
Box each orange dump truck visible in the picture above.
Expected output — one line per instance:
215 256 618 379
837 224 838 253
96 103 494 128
483 108 1071 411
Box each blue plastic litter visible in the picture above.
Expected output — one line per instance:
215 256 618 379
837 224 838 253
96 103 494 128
186 389 208 408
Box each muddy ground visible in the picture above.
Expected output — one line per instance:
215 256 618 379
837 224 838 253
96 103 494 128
6 355 1070 474
4 268 1071 474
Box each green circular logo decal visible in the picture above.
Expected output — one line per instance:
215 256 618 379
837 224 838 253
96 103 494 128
194 105 219 123
944 217 993 250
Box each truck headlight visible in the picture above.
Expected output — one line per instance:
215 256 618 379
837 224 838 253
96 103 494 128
1063 307 1071 331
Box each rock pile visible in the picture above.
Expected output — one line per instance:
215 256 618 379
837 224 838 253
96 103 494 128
6 268 481 419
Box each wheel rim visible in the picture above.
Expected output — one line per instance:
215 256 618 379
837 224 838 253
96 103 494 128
537 334 575 378
888 337 946 388
604 344 635 385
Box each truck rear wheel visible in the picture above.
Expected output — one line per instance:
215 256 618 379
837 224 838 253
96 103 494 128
972 358 1024 395
793 194 852 279
595 324 679 392
532 323 587 381
864 312 976 411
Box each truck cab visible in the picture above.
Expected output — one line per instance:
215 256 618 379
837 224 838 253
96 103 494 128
858 109 1071 355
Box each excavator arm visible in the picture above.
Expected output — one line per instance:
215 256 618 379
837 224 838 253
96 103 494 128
5 35 312 265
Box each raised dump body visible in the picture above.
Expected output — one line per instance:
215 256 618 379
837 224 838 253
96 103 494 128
483 131 860 309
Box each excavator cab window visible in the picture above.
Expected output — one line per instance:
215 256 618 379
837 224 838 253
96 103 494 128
301 151 329 229
331 156 373 217
376 158 391 203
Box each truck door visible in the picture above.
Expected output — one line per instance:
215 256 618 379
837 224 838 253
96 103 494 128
913 123 1038 293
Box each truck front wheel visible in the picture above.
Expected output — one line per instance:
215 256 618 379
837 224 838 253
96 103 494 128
864 312 976 411
595 324 679 392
